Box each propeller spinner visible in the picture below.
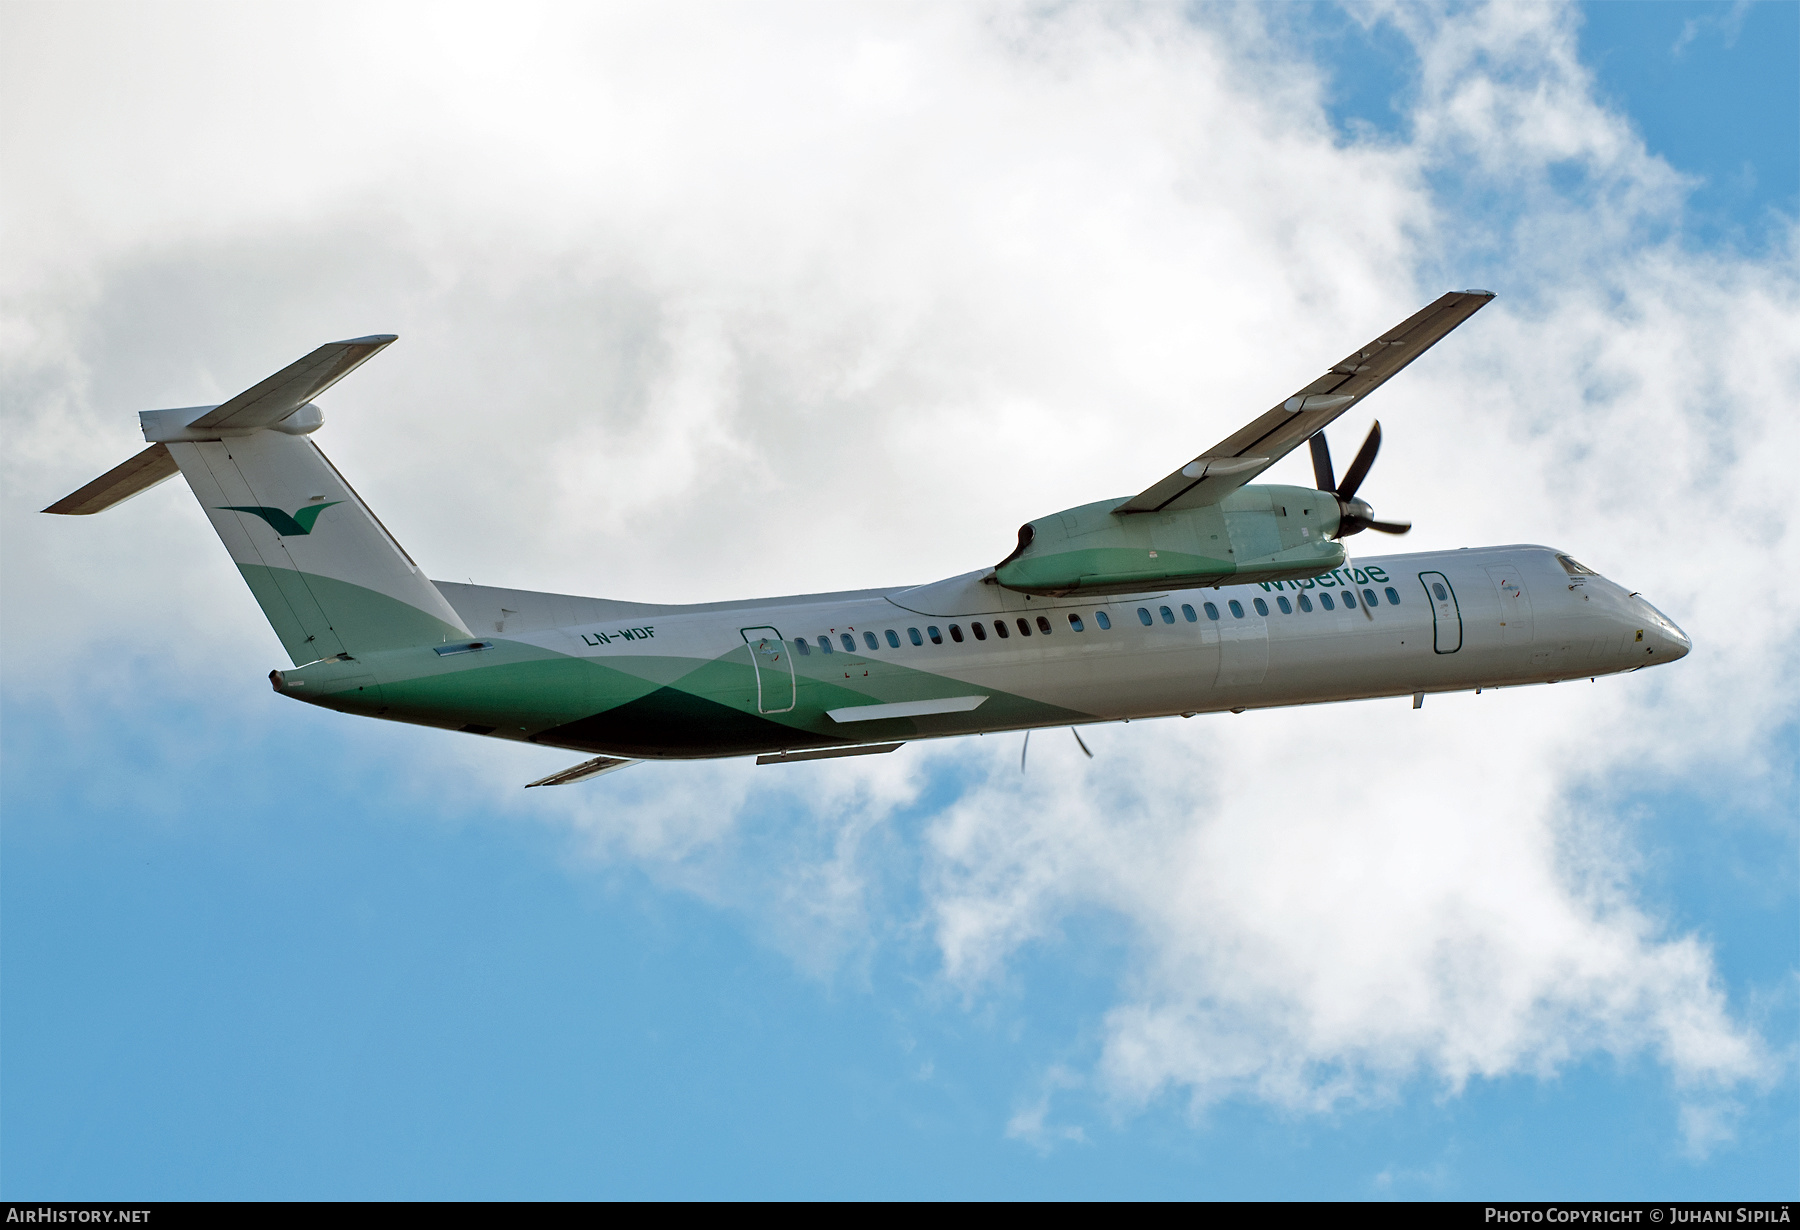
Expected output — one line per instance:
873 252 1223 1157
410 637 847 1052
1308 422 1412 538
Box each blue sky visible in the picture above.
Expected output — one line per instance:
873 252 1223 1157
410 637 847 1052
7 700 1792 1199
3 1 1796 1199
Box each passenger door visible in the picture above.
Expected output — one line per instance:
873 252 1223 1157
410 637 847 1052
1417 571 1462 654
739 626 796 714
1484 565 1534 647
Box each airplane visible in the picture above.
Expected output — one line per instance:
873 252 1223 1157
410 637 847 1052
44 291 1691 786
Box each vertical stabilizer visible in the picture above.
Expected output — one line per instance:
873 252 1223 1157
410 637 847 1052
44 335 473 665
165 431 471 664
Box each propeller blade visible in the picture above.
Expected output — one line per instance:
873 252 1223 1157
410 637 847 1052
1308 433 1335 492
1338 547 1378 621
1367 518 1412 535
1071 728 1093 758
1337 420 1382 502
1020 730 1030 773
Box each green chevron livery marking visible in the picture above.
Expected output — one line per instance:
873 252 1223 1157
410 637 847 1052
237 564 468 663
263 567 1091 758
220 502 343 536
308 640 1088 758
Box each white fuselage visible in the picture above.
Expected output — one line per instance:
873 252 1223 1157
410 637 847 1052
428 543 1689 754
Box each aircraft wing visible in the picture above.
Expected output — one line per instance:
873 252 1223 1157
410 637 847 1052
186 334 397 432
1116 290 1494 514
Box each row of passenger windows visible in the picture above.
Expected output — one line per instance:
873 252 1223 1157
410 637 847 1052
789 586 1402 655
1138 586 1404 624
793 610 1113 655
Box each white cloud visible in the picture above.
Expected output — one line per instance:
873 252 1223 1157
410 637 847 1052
3 0 1793 1153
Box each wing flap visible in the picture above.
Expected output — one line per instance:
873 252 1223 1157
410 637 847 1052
43 443 180 515
187 334 397 432
1117 291 1493 513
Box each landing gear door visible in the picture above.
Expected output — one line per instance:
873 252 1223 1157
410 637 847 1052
1418 571 1462 653
740 626 796 714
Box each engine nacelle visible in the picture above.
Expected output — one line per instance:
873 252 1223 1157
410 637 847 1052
994 483 1345 596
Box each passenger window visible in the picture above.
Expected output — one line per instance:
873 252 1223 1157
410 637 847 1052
994 620 1010 639
927 626 942 644
1067 613 1085 631
1181 604 1196 622
1298 593 1313 612
907 628 922 646
1253 598 1269 616
1228 599 1244 618
819 636 834 654
1095 611 1111 629
1385 587 1401 606
1035 615 1052 634
1277 596 1293 614
841 633 856 652
794 638 810 656
1432 582 1448 601
1204 602 1220 620
864 631 880 650
1320 593 1335 610
1137 607 1153 626
972 622 988 641
1343 591 1357 609
886 629 901 648
1363 588 1378 606
1159 605 1174 624
1012 618 1029 637
949 624 965 643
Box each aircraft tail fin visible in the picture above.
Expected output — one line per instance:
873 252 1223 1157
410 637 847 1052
43 336 473 665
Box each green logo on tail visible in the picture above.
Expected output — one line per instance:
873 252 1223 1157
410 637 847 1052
219 502 343 536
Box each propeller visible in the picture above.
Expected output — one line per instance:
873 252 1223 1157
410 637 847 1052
1309 421 1412 538
1021 727 1095 772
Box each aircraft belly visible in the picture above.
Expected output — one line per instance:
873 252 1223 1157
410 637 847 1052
533 685 840 757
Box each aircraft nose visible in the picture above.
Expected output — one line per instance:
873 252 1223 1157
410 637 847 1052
1662 619 1692 661
1628 595 1691 663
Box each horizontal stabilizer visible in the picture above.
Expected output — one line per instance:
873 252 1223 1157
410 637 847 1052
524 754 639 787
43 443 179 515
186 335 397 433
756 743 904 765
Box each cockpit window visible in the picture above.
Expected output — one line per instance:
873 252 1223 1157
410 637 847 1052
1557 554 1598 576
